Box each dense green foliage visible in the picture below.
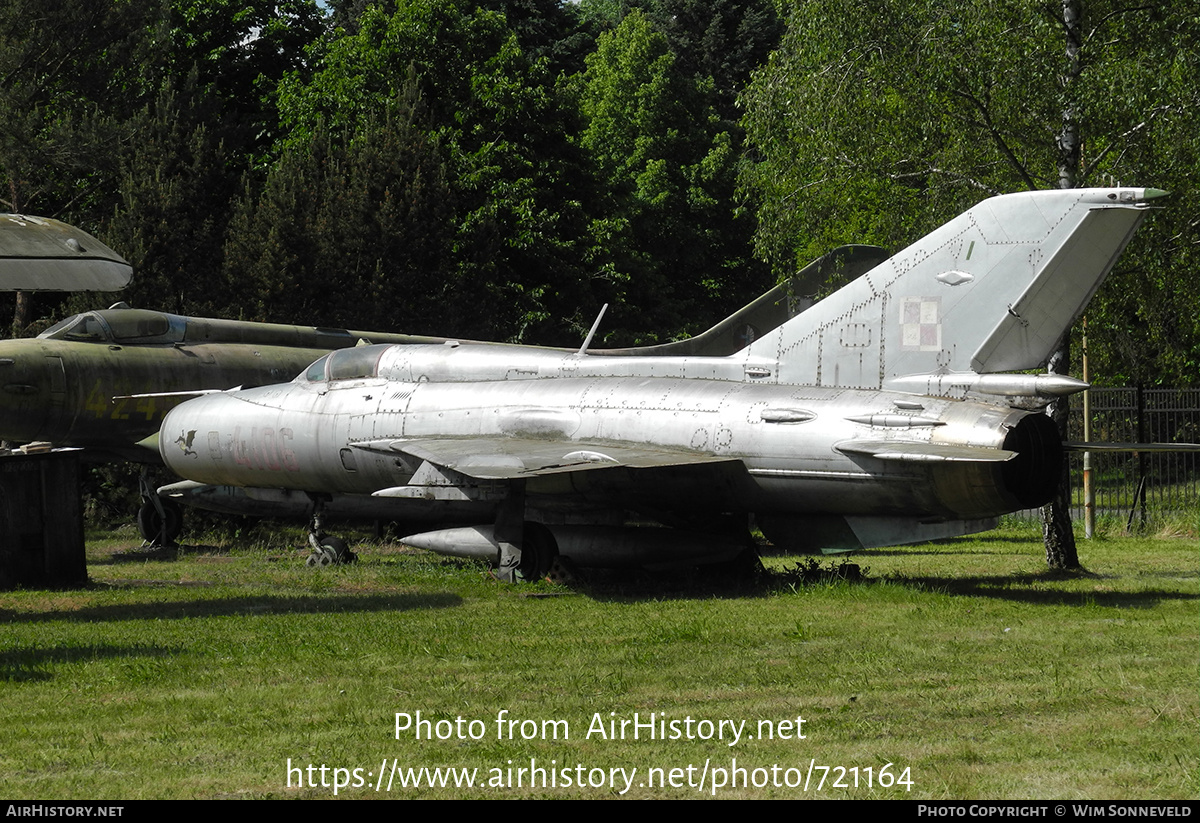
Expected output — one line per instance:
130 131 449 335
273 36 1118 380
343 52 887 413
0 0 781 347
573 9 766 341
741 0 1200 384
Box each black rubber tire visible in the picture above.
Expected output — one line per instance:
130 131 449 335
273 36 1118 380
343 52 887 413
319 535 354 563
517 522 559 582
136 499 183 543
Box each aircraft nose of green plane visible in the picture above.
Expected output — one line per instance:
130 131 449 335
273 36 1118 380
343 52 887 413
0 344 56 444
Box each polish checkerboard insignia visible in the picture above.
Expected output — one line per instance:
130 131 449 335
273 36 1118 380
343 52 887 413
900 297 941 351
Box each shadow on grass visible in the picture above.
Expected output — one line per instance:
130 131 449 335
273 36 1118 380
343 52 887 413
756 532 1056 560
90 543 241 565
575 574 775 603
575 554 1195 609
854 533 1055 556
882 571 1197 608
0 643 177 683
0 591 462 625
573 555 864 603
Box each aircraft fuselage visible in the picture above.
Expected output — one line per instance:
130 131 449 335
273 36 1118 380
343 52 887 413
160 343 1059 526
0 306 465 458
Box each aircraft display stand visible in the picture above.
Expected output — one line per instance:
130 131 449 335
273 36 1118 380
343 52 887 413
0 450 86 588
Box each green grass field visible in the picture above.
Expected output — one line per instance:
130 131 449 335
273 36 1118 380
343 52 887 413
2 526 1196 799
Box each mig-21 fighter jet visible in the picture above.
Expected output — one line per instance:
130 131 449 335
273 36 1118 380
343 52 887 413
158 188 1166 576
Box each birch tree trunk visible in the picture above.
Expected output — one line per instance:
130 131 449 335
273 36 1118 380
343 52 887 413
1041 0 1083 570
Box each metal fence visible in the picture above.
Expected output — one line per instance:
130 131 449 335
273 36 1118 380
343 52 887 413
1012 387 1200 532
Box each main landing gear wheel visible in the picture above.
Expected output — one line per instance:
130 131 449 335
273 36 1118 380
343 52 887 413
515 522 559 582
137 499 183 546
544 555 579 585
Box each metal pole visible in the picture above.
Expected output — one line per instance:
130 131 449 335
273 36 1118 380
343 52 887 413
1082 317 1094 538
1136 384 1148 530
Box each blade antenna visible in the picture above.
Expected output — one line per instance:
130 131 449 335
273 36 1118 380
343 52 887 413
577 303 608 356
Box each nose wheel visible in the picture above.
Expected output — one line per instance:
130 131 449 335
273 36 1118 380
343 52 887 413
305 535 356 566
305 495 356 566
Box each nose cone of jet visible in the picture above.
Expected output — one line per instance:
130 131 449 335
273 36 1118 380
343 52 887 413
160 390 273 486
0 341 54 444
159 393 226 470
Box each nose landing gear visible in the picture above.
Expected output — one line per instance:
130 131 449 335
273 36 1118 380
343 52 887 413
138 472 183 548
304 495 356 566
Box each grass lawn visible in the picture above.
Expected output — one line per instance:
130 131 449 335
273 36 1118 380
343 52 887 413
2 525 1196 799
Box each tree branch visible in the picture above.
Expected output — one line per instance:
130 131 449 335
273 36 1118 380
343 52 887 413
1078 107 1170 184
1084 5 1155 49
948 86 1037 190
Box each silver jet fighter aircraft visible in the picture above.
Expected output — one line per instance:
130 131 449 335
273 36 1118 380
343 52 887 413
159 188 1163 577
153 245 889 529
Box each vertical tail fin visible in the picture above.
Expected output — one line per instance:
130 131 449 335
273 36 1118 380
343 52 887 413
742 188 1164 388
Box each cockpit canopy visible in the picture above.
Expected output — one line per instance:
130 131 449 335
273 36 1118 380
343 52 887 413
303 345 388 382
40 309 184 344
39 306 360 349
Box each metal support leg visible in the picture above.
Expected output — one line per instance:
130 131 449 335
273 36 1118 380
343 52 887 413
492 482 526 582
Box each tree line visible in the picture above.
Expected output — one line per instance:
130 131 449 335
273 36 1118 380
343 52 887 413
0 0 779 349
